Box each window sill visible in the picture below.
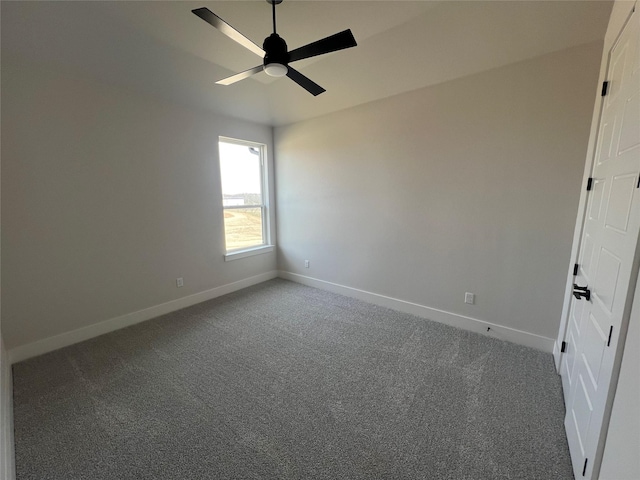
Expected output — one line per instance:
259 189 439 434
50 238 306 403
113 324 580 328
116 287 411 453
224 245 275 262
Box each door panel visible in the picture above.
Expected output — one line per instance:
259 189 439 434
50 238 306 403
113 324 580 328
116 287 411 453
597 120 615 165
563 299 583 391
606 39 628 104
581 234 595 277
582 314 607 389
588 179 606 220
605 173 637 233
593 247 621 313
618 91 639 153
571 373 592 454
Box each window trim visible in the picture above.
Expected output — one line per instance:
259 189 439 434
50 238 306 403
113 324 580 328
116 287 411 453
224 245 274 262
218 136 273 259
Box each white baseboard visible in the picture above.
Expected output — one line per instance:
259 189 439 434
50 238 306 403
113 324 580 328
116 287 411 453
1 336 16 480
9 269 554 363
9 270 278 364
279 271 555 353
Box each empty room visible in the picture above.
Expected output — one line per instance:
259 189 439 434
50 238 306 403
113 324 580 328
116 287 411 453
1 1 639 479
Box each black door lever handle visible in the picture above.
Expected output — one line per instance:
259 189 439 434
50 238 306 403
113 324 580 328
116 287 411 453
573 284 591 301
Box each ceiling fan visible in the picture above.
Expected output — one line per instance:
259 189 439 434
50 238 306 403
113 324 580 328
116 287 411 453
192 0 357 96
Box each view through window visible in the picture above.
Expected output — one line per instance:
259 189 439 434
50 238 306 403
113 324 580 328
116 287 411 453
218 138 269 253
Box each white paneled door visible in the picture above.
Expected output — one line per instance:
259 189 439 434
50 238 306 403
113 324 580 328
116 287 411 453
560 7 640 479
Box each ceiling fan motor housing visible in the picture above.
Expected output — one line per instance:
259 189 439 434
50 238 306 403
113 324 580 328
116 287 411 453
263 33 288 67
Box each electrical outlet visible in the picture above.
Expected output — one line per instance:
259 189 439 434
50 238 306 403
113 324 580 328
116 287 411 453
465 292 475 304
176 277 184 288
304 260 310 268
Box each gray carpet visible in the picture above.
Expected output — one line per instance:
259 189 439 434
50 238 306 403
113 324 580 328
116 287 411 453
13 279 574 479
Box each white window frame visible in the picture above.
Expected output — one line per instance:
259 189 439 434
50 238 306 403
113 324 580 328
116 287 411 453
218 136 273 261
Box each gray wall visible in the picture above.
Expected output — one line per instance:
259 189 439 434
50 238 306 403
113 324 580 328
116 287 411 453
1 60 276 349
275 42 602 342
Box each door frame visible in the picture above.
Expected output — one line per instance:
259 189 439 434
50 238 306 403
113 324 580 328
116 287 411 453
555 2 639 478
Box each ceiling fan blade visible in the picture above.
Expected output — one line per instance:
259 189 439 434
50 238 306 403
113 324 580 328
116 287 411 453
288 29 357 63
192 7 265 58
286 67 326 96
216 65 264 86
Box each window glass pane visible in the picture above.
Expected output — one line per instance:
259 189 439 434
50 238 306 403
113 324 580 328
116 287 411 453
218 139 269 253
219 142 262 206
223 207 264 251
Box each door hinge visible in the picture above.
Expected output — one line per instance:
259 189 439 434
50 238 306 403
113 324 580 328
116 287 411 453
587 177 594 191
573 264 579 276
607 326 614 347
582 457 588 476
561 341 567 353
601 81 609 96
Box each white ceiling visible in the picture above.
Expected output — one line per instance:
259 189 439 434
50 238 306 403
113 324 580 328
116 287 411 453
1 1 612 126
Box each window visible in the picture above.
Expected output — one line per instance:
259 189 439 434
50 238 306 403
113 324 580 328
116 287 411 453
218 137 272 259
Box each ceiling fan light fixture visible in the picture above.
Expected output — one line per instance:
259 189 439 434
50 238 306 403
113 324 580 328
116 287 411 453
264 63 288 77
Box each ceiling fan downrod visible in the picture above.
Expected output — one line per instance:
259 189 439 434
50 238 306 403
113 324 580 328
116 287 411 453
264 0 287 77
268 0 282 34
